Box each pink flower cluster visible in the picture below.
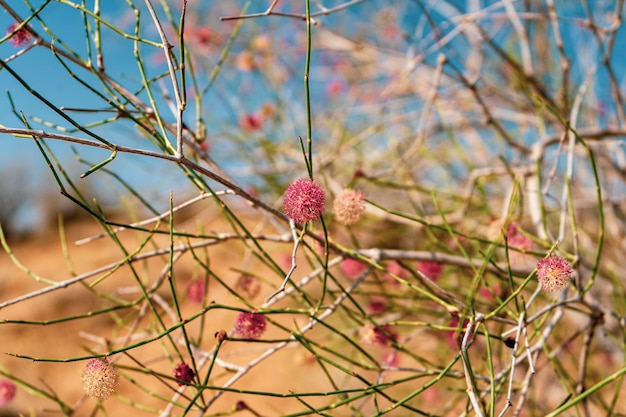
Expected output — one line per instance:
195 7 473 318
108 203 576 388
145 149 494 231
235 312 267 339
6 22 32 47
173 362 195 386
536 255 573 292
283 178 325 224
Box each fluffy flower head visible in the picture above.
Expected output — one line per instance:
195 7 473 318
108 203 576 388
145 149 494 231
6 22 32 47
333 188 366 225
536 255 573 292
283 178 325 224
173 362 195 386
82 358 119 401
359 324 397 346
234 312 267 339
0 380 16 406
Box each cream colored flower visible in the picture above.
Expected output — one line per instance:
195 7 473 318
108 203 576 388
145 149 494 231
333 189 365 225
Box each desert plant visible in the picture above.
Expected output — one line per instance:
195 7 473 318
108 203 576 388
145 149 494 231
1 1 625 416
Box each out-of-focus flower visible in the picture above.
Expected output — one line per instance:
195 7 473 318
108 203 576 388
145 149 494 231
259 102 275 119
326 79 345 97
506 222 536 266
341 258 367 279
184 24 222 49
367 295 388 314
0 380 16 406
240 113 263 132
236 50 256 71
251 34 271 51
359 324 397 346
82 358 119 401
417 261 443 281
333 189 366 226
6 22 32 47
508 233 533 251
173 362 195 386
234 275 261 300
283 178 325 224
536 255 573 292
234 312 267 339
195 26 221 47
385 261 407 286
186 279 206 304
386 261 407 278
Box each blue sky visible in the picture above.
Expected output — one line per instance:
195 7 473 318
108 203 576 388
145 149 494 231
1 1 625 231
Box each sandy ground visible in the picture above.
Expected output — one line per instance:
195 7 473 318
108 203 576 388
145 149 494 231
0 214 293 416
1 213 401 417
2 214 625 417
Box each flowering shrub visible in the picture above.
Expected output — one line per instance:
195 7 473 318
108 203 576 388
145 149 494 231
0 2 623 416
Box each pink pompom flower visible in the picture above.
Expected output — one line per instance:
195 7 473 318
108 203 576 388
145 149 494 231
536 255 573 292
283 178 325 224
234 312 267 339
173 362 195 386
6 22 32 47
